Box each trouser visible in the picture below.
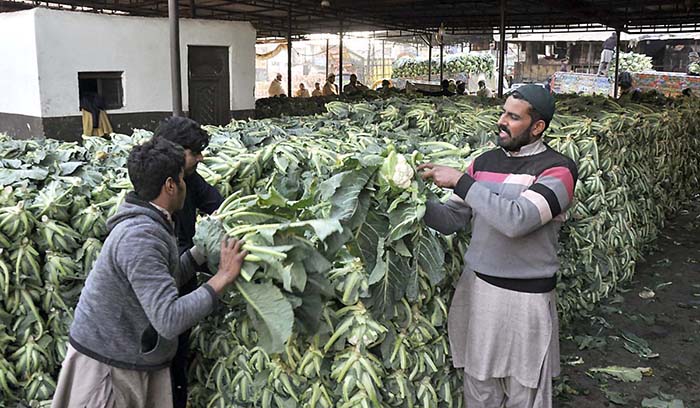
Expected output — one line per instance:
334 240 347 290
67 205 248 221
462 366 553 408
51 345 172 408
597 49 614 75
171 276 198 408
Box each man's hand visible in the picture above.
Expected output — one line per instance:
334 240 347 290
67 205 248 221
417 163 464 189
207 239 248 294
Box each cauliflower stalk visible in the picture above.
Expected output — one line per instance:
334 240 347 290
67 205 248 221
380 148 415 190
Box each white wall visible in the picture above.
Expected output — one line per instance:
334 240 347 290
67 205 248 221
0 10 42 117
33 8 255 117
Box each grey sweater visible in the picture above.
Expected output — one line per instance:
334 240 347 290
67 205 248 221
424 140 578 287
69 193 218 370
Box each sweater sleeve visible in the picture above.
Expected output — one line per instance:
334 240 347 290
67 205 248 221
117 228 217 340
455 163 577 238
192 173 224 215
423 194 473 235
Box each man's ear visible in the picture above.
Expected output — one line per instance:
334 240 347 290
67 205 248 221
164 177 175 194
531 119 547 137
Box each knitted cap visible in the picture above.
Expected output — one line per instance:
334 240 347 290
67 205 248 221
509 84 556 125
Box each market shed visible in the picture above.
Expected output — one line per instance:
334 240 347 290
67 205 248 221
0 7 255 140
2 0 699 140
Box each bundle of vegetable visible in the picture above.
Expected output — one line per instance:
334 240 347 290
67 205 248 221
189 135 466 407
392 53 495 79
608 51 654 79
0 133 140 406
184 95 700 407
689 61 700 75
1 93 700 407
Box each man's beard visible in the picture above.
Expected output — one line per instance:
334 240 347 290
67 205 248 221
496 124 536 152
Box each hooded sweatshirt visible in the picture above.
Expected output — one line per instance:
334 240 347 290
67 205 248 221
69 193 218 370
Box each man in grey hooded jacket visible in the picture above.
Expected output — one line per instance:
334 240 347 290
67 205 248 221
51 137 247 407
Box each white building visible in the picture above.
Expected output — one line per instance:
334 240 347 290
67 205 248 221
0 8 256 140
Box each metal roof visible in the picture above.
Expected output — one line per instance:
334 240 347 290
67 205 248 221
2 0 699 37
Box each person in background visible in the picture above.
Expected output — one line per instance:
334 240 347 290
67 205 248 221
80 93 113 137
295 83 311 98
418 79 456 97
268 73 285 97
597 32 617 76
418 85 577 408
343 74 369 95
322 74 338 96
476 80 493 98
311 82 323 97
377 79 392 93
51 137 247 408
617 71 641 101
687 51 700 75
559 57 570 72
152 117 225 408
456 81 467 95
448 80 457 94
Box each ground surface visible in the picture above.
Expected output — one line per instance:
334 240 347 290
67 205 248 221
554 196 700 408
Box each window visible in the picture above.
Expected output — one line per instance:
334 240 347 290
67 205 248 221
78 71 124 110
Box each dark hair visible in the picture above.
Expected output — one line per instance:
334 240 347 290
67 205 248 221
618 71 633 90
154 116 209 153
127 138 185 201
382 79 390 86
478 80 486 87
457 82 466 94
441 79 449 88
510 91 547 136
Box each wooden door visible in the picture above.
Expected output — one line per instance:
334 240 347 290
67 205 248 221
188 46 230 125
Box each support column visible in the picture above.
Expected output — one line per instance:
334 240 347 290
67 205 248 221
367 38 371 84
382 40 386 78
498 0 506 97
428 37 433 81
190 0 196 17
287 4 292 96
325 38 330 79
439 42 444 82
169 0 182 116
339 20 344 94
614 28 621 98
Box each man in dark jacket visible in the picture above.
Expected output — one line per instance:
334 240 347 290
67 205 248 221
52 137 247 407
153 116 225 408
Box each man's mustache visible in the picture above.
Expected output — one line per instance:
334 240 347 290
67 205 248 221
497 125 511 137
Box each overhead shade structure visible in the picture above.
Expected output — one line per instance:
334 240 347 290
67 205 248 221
9 0 700 38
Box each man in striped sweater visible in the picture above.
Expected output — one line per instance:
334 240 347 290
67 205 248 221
419 85 577 408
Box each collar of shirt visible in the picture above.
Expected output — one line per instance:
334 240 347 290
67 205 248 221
149 201 174 225
502 138 546 157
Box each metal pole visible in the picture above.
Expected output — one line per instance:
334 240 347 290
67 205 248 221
325 38 329 79
382 40 386 78
614 28 621 98
440 42 444 82
498 0 506 98
428 37 433 81
169 0 182 116
367 38 371 84
339 21 344 94
287 4 292 97
190 0 196 17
